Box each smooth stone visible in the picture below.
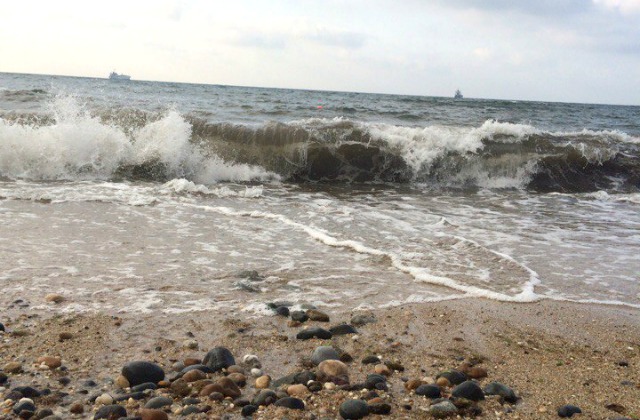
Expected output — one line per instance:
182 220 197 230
182 369 206 383
34 408 54 419
255 375 271 389
368 402 391 415
329 324 358 336
274 306 290 317
415 384 441 399
0 372 7 384
227 372 246 387
202 347 235 372
131 382 157 393
69 402 84 414
308 381 323 392
181 364 214 374
45 293 65 303
169 379 190 397
436 370 467 386
311 346 340 365
296 327 332 340
429 400 458 418
93 404 127 419
181 405 200 416
362 355 381 365
144 396 173 409
13 400 36 415
208 392 224 401
364 374 386 390
558 405 582 418
13 386 41 398
226 365 245 374
232 397 251 407
374 364 391 376
252 390 277 406
139 408 168 420
216 376 241 398
287 384 310 397
114 375 129 388
294 371 316 384
483 382 517 404
385 361 404 371
58 332 73 340
95 393 114 405
452 380 484 401
37 356 62 369
182 397 200 405
306 309 330 322
467 366 488 379
316 360 349 383
0 323 4 331
183 357 201 367
199 383 224 397
121 361 165 386
274 397 305 410
241 404 258 417
242 354 262 369
4 362 23 373
350 314 376 326
114 391 145 401
339 399 369 419
291 311 309 323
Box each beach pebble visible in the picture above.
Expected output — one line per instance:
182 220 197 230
467 366 488 379
483 382 518 404
183 357 201 367
131 382 157 393
226 364 245 374
241 404 258 417
121 361 165 386
37 356 62 369
287 384 310 397
13 398 36 415
144 396 173 409
307 309 330 322
69 402 84 414
227 372 247 387
181 364 213 374
297 327 332 340
291 311 309 323
169 379 190 397
557 405 582 418
0 323 4 332
181 405 200 416
93 404 127 419
274 306 290 317
374 364 391 376
252 389 277 406
452 380 485 401
242 354 261 368
404 379 425 391
34 408 54 419
58 332 73 341
203 347 235 372
429 400 458 418
316 360 349 383
250 368 263 377
350 314 376 326
329 324 358 336
311 346 340 365
364 374 387 390
362 355 381 365
415 384 441 399
368 402 392 415
182 339 198 350
45 293 65 303
324 382 336 390
95 393 114 406
216 376 242 398
436 370 467 386
274 396 305 410
4 362 23 374
255 375 271 389
339 399 369 419
182 369 206 383
114 375 130 389
138 408 169 420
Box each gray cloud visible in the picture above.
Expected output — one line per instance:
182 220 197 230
303 30 368 49
437 0 592 15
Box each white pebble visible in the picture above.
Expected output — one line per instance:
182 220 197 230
323 382 336 390
250 368 263 377
243 354 260 364
18 398 34 405
95 393 113 406
183 339 198 350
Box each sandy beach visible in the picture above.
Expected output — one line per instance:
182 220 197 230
2 297 638 419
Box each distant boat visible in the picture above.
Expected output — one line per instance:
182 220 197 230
108 71 131 81
454 89 463 99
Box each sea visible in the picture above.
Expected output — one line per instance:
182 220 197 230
1 72 639 316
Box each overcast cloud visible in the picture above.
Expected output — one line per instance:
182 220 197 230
0 0 638 104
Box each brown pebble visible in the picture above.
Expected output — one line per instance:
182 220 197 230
288 320 302 328
45 293 65 303
216 376 242 398
458 361 473 373
139 408 169 420
199 383 224 397
468 366 488 379
287 384 310 397
59 332 73 341
115 375 130 389
69 402 84 414
226 365 245 375
209 391 224 401
306 309 330 322
368 397 384 404
374 364 392 376
316 360 349 383
37 356 62 369
183 358 201 367
227 372 246 387
182 369 206 383
157 380 170 388
3 362 23 374
404 379 425 391
255 375 271 389
170 378 191 397
436 377 451 387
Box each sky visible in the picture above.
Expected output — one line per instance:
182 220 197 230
1 0 639 105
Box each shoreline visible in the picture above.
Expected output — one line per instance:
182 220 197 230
1 298 639 418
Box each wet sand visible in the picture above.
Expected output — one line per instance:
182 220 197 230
1 298 639 418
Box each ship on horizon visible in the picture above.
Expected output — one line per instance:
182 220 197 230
108 71 131 81
454 89 463 99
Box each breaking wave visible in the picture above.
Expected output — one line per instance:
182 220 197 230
1 96 639 192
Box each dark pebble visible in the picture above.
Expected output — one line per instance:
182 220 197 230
57 377 70 386
13 386 41 398
83 380 98 387
13 401 36 415
294 370 316 384
181 364 214 374
483 382 517 404
368 402 392 415
308 381 323 392
274 306 290 317
131 382 158 392
34 408 54 419
329 324 358 336
307 309 330 322
339 399 369 419
557 405 582 418
93 404 127 419
311 346 339 365
0 322 4 331
121 361 165 386
362 355 381 364
233 397 251 407
296 327 332 340
181 405 200 416
241 404 258 417
252 390 277 406
274 397 305 410
617 360 629 367
415 384 442 399
144 396 173 409
436 369 467 385
5 391 23 401
114 391 145 401
0 372 7 385
202 347 235 372
364 374 386 390
452 381 485 401
385 361 405 371
291 311 309 323
350 314 376 326
183 397 201 405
